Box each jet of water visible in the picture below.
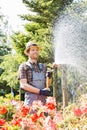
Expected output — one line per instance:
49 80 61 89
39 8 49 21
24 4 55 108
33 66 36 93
53 1 87 75
53 1 87 98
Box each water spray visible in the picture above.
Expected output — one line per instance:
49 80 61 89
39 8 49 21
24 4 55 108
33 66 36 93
53 0 87 102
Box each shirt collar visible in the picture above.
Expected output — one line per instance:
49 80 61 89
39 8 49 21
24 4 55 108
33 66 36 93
28 60 37 65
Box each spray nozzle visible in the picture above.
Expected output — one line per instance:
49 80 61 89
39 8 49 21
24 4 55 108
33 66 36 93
46 71 53 78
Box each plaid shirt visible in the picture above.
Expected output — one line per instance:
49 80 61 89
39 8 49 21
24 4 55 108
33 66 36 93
18 61 47 84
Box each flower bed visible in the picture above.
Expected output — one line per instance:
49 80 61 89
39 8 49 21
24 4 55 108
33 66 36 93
0 94 87 130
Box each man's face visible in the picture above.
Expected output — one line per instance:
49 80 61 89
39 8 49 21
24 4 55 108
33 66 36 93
28 46 39 60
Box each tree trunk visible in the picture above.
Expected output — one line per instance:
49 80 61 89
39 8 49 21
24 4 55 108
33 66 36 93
53 68 58 103
61 65 68 108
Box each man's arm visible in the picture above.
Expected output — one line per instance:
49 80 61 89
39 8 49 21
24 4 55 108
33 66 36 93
20 78 50 96
20 79 40 94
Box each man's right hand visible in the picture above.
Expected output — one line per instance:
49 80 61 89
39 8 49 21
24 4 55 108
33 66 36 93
52 63 60 68
39 88 50 96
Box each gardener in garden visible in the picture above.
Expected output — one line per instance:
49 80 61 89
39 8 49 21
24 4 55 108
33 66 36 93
18 41 52 106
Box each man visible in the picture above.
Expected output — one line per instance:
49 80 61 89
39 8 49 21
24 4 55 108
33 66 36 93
18 41 51 105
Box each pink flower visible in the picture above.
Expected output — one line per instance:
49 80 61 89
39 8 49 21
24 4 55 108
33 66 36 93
46 97 56 106
72 107 82 116
80 104 87 115
32 100 43 111
53 112 63 123
11 100 18 105
44 116 56 130
20 118 34 129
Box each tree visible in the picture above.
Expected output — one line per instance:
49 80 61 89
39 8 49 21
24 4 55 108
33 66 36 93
11 0 73 63
0 9 12 95
0 10 11 75
0 54 26 94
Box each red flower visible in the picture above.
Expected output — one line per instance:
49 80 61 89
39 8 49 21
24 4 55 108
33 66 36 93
45 103 55 110
73 107 82 116
11 118 22 126
0 106 7 115
0 119 5 126
0 127 8 130
20 105 30 117
31 113 38 122
31 112 44 122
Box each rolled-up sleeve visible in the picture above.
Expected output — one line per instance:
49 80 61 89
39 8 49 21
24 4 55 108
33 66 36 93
18 63 27 80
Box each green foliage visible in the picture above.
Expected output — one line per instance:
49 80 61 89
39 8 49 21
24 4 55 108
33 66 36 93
1 0 73 96
11 32 30 56
38 42 54 63
13 0 72 63
0 54 26 90
0 45 11 56
22 0 72 24
0 9 9 45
